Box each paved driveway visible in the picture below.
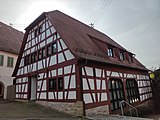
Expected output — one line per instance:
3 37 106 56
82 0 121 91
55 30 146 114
0 100 85 120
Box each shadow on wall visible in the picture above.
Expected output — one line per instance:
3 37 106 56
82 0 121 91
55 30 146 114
0 81 4 100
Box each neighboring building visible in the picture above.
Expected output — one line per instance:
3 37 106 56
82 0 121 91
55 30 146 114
12 10 152 116
0 21 23 99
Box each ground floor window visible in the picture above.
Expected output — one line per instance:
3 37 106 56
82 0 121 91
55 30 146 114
49 77 63 91
49 78 57 90
126 79 140 104
109 79 125 111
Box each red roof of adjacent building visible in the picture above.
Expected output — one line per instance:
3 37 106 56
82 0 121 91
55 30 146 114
0 21 23 55
23 10 147 71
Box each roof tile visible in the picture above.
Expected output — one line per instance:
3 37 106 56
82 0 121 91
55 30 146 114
0 21 23 54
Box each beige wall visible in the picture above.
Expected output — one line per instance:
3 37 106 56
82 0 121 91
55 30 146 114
0 50 18 99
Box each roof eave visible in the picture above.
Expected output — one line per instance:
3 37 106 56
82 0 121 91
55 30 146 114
80 57 148 71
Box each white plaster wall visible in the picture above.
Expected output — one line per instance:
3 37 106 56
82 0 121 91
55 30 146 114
0 51 18 99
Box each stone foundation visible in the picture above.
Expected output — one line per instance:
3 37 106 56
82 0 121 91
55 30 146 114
36 101 84 116
14 99 29 103
85 105 109 116
15 99 110 116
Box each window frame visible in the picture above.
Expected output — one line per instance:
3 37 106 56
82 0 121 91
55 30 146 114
42 47 46 59
126 79 140 104
0 55 4 66
58 77 63 90
48 77 64 91
38 25 43 34
107 47 114 57
38 49 42 60
7 56 14 67
129 54 134 63
31 53 34 64
52 42 57 54
49 78 57 90
120 51 125 61
47 44 52 57
108 79 125 111
34 51 37 62
34 29 38 37
28 55 31 65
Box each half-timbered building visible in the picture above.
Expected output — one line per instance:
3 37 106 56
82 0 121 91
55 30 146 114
12 10 152 116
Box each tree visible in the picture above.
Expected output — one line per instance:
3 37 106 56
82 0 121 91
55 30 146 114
151 69 160 109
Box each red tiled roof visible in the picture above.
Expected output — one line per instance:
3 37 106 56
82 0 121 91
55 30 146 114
24 10 147 71
0 21 23 55
45 10 147 70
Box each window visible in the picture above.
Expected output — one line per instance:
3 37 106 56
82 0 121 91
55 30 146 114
34 29 38 37
42 48 46 58
49 78 57 90
38 50 42 60
47 42 57 56
47 45 52 56
120 52 125 60
31 53 34 63
34 52 37 62
129 54 133 63
126 79 140 104
0 55 4 66
109 79 125 111
28 55 31 64
58 77 63 90
49 77 63 91
24 56 28 66
107 47 114 57
38 26 42 34
7 57 14 67
52 43 57 54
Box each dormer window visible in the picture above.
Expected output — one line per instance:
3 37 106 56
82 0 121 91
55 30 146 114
108 47 114 57
129 54 134 63
120 51 125 60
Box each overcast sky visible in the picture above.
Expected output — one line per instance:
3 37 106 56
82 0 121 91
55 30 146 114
0 0 160 70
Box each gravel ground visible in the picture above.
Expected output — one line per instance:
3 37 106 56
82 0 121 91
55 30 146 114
88 114 153 120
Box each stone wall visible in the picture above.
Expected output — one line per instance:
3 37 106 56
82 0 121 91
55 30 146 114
85 105 109 116
36 101 84 116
